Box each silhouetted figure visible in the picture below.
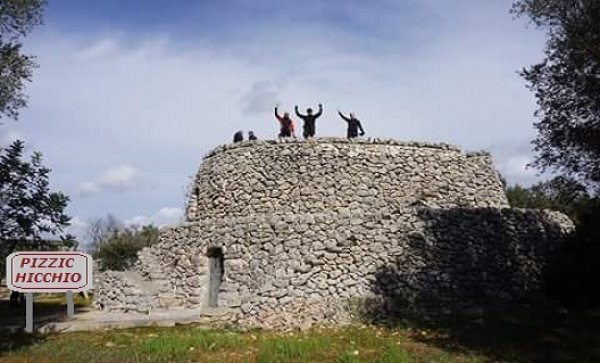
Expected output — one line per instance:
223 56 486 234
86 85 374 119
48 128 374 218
248 131 258 140
295 103 323 139
233 130 244 143
274 106 296 138
338 110 365 139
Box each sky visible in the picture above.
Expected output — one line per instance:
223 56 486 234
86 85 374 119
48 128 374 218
0 0 550 244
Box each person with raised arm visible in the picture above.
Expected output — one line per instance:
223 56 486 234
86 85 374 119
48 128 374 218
337 110 365 139
274 105 296 139
294 103 323 139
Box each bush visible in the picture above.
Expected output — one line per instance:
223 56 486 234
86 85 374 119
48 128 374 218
545 200 600 309
504 176 600 309
93 225 159 271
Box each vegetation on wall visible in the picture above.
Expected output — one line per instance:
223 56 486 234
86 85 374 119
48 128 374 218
90 218 159 271
504 175 595 223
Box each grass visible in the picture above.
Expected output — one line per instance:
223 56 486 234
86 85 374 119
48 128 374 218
0 325 485 363
0 300 598 363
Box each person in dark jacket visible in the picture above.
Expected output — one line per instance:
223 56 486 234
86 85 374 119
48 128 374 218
295 103 323 139
248 131 258 140
233 130 244 143
274 106 296 138
338 110 365 139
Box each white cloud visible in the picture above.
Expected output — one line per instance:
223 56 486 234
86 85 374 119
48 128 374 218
125 215 150 226
241 79 286 114
65 216 90 249
124 207 183 228
78 38 119 60
504 156 533 176
78 164 143 196
101 164 141 189
497 155 540 185
487 139 549 186
156 207 183 220
15 2 550 221
78 181 101 196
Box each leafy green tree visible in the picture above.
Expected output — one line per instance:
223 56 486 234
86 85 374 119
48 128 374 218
0 140 72 279
512 0 600 188
87 214 123 256
505 175 593 222
93 225 159 271
0 0 46 120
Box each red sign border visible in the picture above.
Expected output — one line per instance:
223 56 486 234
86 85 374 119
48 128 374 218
9 252 91 291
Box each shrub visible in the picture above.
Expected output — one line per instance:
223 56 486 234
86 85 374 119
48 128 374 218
93 225 159 271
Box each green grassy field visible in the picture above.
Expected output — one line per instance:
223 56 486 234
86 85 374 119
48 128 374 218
0 325 485 363
1 304 599 363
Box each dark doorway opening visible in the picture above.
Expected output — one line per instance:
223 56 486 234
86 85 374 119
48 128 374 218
207 247 224 308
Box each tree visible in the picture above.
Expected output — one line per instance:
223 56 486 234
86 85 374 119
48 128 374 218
0 0 46 121
92 224 159 271
86 214 123 253
512 0 600 189
0 140 71 260
505 175 593 222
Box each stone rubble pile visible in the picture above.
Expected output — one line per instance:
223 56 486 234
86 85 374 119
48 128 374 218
94 271 154 313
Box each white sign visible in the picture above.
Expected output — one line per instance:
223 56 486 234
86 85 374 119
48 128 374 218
6 251 93 293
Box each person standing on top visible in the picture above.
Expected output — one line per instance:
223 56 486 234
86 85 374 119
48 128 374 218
295 103 323 139
338 110 365 139
274 105 296 139
233 130 244 143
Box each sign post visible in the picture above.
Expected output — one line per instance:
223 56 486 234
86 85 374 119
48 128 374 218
66 290 74 317
26 292 33 332
6 251 93 333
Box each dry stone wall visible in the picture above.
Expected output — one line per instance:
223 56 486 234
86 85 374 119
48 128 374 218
94 138 574 329
186 138 509 220
148 208 571 326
